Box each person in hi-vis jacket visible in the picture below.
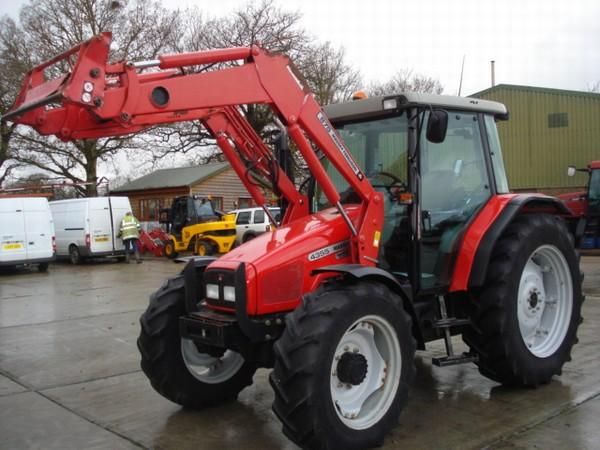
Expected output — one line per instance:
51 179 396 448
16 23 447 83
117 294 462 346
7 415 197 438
119 211 142 263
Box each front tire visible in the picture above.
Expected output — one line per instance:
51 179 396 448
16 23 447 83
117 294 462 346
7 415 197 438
270 281 415 450
242 232 256 243
194 239 215 256
464 214 583 386
137 275 256 408
163 240 178 259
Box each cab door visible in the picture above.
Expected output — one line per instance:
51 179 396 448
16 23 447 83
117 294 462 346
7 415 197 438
419 111 492 289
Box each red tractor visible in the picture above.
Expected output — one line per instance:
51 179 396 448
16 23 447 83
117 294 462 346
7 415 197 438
4 33 584 450
560 161 600 246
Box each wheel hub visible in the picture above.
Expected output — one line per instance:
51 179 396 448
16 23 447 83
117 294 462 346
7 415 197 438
528 289 540 309
336 352 368 385
329 317 401 430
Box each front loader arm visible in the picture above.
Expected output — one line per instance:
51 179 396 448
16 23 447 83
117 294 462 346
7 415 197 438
3 32 383 265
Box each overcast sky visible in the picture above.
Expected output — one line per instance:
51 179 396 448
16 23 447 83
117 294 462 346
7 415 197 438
2 0 599 96
2 0 599 183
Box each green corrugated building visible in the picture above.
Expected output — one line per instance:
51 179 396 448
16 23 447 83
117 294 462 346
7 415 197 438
472 84 600 193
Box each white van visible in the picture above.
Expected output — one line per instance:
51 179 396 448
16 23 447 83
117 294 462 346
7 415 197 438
50 197 132 264
0 197 55 271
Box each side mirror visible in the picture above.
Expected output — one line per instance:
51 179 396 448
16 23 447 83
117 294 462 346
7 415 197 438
427 109 448 144
567 165 577 177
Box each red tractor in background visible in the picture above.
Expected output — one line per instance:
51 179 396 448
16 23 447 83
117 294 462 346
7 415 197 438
560 161 600 248
4 33 585 450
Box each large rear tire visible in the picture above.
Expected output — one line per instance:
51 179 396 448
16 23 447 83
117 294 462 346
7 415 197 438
463 214 583 386
137 275 256 408
270 281 415 450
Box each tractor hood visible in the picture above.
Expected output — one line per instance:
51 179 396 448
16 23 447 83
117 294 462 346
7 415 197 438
207 206 359 315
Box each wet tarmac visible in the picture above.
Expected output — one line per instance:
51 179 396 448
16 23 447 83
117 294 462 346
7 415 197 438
1 256 599 450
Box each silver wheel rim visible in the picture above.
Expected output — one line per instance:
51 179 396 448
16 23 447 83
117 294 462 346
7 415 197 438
517 245 573 358
181 338 244 384
330 315 401 430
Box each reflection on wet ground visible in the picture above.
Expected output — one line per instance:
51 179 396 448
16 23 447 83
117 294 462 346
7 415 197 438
0 257 599 449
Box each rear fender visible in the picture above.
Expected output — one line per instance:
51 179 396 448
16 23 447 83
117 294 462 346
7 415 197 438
452 194 577 292
312 264 424 349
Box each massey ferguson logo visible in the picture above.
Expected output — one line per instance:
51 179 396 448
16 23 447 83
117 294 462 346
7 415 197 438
317 111 364 181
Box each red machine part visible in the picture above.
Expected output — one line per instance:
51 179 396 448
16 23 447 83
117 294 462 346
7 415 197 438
4 32 382 267
449 194 516 292
558 161 600 217
558 191 587 217
138 229 166 257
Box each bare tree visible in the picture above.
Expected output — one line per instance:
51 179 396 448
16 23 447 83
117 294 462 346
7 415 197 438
1 0 181 195
0 18 31 186
369 69 444 96
146 0 360 167
588 81 600 93
298 42 362 105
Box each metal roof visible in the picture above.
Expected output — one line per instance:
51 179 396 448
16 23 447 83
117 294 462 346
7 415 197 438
324 92 507 123
112 162 229 192
473 84 600 190
472 84 600 100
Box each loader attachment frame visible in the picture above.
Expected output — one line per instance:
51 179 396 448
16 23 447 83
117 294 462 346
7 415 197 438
3 32 384 265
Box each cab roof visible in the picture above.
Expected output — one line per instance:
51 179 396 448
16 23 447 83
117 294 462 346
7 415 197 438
324 92 508 123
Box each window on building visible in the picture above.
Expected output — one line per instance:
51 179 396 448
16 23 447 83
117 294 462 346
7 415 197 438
210 196 223 211
238 197 253 208
548 112 568 128
139 198 165 221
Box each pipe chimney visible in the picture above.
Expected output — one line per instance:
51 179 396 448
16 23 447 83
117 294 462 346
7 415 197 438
491 60 496 87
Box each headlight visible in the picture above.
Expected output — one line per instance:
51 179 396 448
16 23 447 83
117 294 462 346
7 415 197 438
382 98 398 110
206 283 219 300
223 286 236 302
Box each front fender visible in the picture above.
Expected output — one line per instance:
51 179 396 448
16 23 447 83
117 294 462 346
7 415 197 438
312 264 424 349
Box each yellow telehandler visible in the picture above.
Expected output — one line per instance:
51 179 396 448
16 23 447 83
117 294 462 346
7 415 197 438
159 196 236 258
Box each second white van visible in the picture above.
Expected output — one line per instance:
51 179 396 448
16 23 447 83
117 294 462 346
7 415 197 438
0 197 55 271
50 197 132 264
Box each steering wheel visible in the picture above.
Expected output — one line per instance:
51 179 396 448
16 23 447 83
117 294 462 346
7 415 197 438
370 171 408 198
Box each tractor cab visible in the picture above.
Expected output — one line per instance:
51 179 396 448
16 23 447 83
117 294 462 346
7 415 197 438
565 161 600 243
321 94 509 292
588 165 600 218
